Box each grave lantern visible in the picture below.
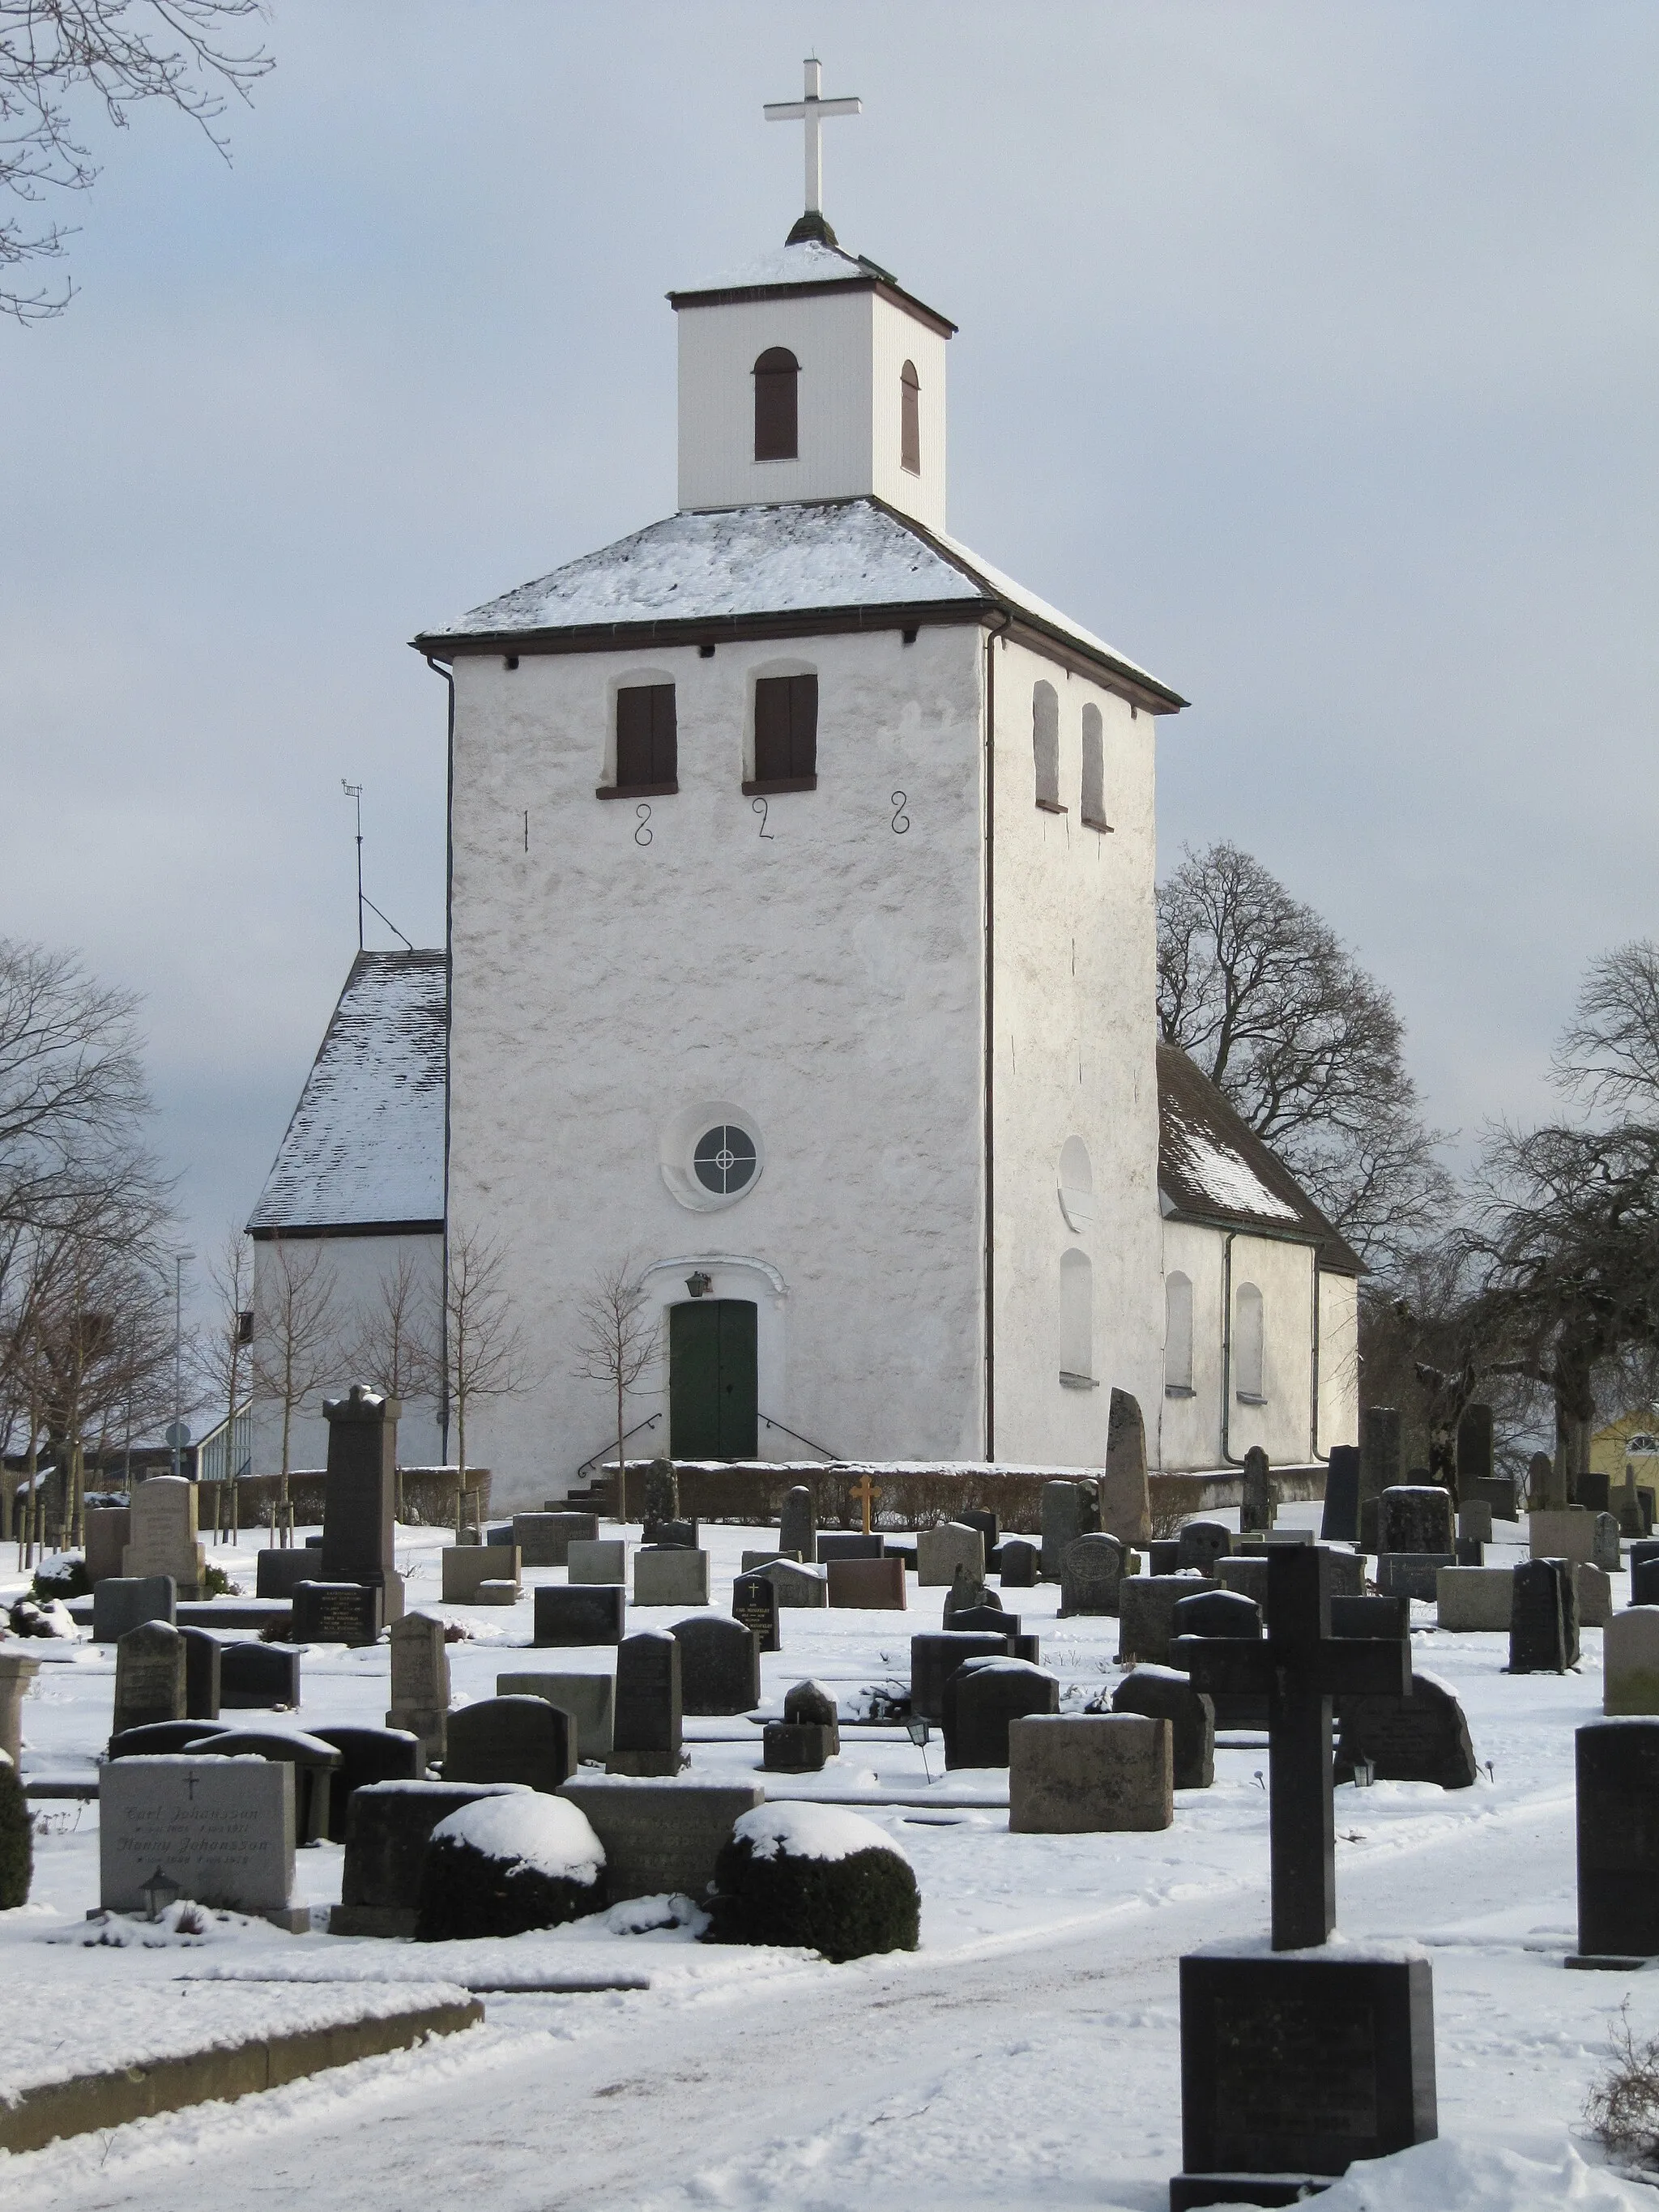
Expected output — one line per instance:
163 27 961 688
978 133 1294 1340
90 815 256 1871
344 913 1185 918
141 1866 181 1922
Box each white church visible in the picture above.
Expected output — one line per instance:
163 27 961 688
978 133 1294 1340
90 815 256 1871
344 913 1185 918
248 67 1359 1507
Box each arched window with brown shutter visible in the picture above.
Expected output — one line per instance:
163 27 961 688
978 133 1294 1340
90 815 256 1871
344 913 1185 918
900 360 920 475
753 347 799 461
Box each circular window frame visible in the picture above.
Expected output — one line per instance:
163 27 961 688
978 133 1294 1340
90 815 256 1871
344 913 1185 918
659 1100 766 1213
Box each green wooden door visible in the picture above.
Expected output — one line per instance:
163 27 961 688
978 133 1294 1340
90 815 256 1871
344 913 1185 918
669 1300 757 1460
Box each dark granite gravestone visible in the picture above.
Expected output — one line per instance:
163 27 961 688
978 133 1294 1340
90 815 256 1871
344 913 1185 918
817 1532 885 1562
1375 1554 1456 1603
1575 1720 1659 1963
642 1517 699 1550
1379 1487 1454 1558
1178 1522 1232 1575
763 1678 840 1772
1456 1400 1495 1490
318 1383 401 1622
1171 1587 1266 1731
255 1548 317 1600
1454 1536 1486 1567
732 1572 780 1655
1148 1539 1182 1576
911 1630 1017 1722
1215 1556 1270 1612
313 1723 423 1841
779 1485 817 1565
998 1537 1038 1588
113 1621 186 1737
944 1575 1004 1626
1509 1558 1575 1674
1240 1447 1275 1534
1334 1673 1478 1789
1358 1405 1402 1555
92 1575 176 1642
219 1640 302 1709
1631 1555 1659 1607
784 1678 839 1741
193 1727 339 1844
943 1656 1060 1769
332 1778 522 1936
949 1603 1019 1638
445 1696 573 1794
1333 1594 1410 1643
292 1580 381 1647
608 1629 682 1776
957 1508 1000 1554
1060 1532 1129 1616
1577 1472 1612 1514
180 1626 221 1721
1112 1664 1215 1788
514 1511 599 1566
1320 1445 1361 1542
1040 1479 1098 1579
109 1719 232 1757
533 1583 627 1647
671 1614 761 1715
1473 1475 1520 1524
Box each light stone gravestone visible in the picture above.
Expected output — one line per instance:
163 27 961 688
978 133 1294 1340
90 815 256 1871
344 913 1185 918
100 1754 301 1926
1529 1508 1596 1565
441 1543 521 1602
122 1477 204 1597
498 1670 616 1759
758 1559 827 1608
84 1506 131 1585
1435 1566 1514 1631
1119 1572 1216 1665
1593 1513 1622 1575
1009 1712 1173 1832
0 1652 41 1767
568 1539 628 1586
1059 1532 1128 1617
633 1545 711 1607
779 1485 817 1565
1102 1388 1154 1544
386 1612 450 1762
1604 1609 1659 1716
916 1521 985 1589
92 1574 175 1643
1579 1561 1613 1629
113 1620 187 1738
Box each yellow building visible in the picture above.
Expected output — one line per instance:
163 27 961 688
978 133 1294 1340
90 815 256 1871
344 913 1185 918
1591 1411 1659 1481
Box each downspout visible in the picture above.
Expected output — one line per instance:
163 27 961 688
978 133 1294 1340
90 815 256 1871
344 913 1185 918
1309 1258 1327 1464
424 652 456 1468
1219 1229 1243 1468
983 607 1013 1462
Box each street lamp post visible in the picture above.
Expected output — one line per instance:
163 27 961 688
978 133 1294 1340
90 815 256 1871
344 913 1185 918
171 1251 194 1481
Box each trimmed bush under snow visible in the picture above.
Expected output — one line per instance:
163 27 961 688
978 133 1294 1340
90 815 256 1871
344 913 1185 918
706 1803 919 1962
416 1792 605 1941
0 1749 30 1910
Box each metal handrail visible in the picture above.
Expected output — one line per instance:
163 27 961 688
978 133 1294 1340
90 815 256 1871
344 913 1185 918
757 1413 840 1461
574 1412 663 1484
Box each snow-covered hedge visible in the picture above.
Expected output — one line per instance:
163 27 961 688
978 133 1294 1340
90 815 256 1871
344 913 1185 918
415 1792 604 1941
0 1748 31 1909
706 1804 919 1963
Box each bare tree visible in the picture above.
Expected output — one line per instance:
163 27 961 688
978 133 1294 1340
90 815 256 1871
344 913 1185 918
441 1225 526 1498
198 1225 253 1486
347 1247 439 1409
1554 940 1659 1118
572 1255 661 1524
250 1235 339 1524
1157 842 1453 1275
0 1 271 322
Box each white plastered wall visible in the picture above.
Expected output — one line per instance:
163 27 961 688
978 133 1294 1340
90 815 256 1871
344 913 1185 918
1316 1268 1360 1456
676 288 948 531
987 633 1164 1464
446 624 987 1509
248 1230 445 1477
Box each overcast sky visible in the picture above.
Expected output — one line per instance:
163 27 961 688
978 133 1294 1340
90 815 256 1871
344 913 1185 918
2 1 1654 1331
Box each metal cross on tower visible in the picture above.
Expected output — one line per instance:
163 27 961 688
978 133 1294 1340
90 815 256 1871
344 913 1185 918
765 55 861 221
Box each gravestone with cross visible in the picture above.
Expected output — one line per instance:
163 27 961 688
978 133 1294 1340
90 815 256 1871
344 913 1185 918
847 1473 879 1536
1167 1545 1439 2204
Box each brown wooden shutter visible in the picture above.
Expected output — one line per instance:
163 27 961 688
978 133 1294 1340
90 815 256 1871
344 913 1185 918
616 684 676 789
753 675 817 785
753 347 800 461
787 673 817 778
649 683 677 783
900 360 920 475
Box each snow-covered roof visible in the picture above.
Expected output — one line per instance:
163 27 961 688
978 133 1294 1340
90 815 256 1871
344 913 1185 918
667 237 956 336
1157 1042 1363 1273
248 951 446 1236
416 499 1183 707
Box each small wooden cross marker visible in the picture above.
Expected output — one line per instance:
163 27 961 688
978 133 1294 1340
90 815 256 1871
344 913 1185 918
847 1473 878 1536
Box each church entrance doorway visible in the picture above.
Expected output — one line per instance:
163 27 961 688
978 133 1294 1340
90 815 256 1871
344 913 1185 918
669 1299 757 1460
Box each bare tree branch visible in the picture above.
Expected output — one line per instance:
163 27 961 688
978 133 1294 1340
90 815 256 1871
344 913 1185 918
1553 939 1659 1117
442 1224 527 1491
572 1255 660 1524
251 1234 339 1514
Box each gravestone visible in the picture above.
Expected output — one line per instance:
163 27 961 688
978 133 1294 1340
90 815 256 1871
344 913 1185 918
387 1611 450 1762
741 1549 795 1572
672 1614 760 1715
1334 1671 1478 1788
84 1505 131 1585
1456 1500 1493 1546
1320 1445 1360 1542
1473 1474 1520 1524
731 1572 781 1655
1358 1404 1402 1554
1215 1555 1269 1612
220 1639 301 1710
1509 1558 1576 1674
1119 1573 1217 1666
911 1630 1017 1723
1102 1388 1153 1544
1633 1554 1659 1609
318 1384 402 1622
779 1485 817 1565
1614 1480 1647 1539
1593 1513 1622 1575
943 1656 1059 1768
313 1723 422 1841
765 1678 840 1771
943 1570 1000 1624
1060 1532 1128 1617
1178 1521 1232 1576
998 1537 1038 1588
100 1755 300 1925
92 1575 175 1643
122 1476 204 1597
825 1558 906 1609
109 1719 230 1758
445 1695 574 1793
759 1559 828 1609
0 1652 41 1767
291 1580 381 1647
608 1629 683 1775
1009 1713 1173 1832
559 1777 764 1904
1578 1472 1613 1514
949 1602 1017 1637
113 1620 186 1738
1579 1561 1613 1629
514 1511 599 1566
1454 1533 1485 1567
1111 1664 1215 1788
1379 1486 1453 1558
916 1521 985 1588
1435 1566 1514 1632
566 1538 628 1584
1040 1480 1098 1579
643 1518 699 1550
255 1548 318 1600
1604 1610 1659 1716
441 1542 521 1602
180 1626 221 1721
1529 1508 1596 1566
1529 1449 1564 1512
817 1532 885 1562
1575 1720 1659 1962
633 1546 710 1607
1376 1554 1456 1603
533 1583 627 1647
1240 1446 1275 1534
333 1777 524 1936
1147 1539 1181 1575
191 1727 339 1846
1456 1400 1495 1490
499 1671 615 1760
1171 1587 1266 1730
957 1508 1000 1556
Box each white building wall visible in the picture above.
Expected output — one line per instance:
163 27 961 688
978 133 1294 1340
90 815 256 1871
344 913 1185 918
446 623 987 1509
676 288 949 531
248 1230 445 1477
988 633 1164 1463
1317 1268 1360 1457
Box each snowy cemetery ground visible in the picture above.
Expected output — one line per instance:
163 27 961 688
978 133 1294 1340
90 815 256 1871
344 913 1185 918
2 1505 1658 2209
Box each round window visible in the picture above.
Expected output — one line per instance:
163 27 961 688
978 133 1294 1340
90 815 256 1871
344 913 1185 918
693 1124 757 1196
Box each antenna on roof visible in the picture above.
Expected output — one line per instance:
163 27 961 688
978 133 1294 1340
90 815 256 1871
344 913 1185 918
340 781 415 954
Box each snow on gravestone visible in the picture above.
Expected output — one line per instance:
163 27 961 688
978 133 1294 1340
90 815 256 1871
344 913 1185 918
100 1755 297 1920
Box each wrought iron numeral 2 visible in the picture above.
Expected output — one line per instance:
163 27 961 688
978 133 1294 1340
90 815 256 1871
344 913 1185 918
753 795 774 839
890 790 911 834
634 803 652 846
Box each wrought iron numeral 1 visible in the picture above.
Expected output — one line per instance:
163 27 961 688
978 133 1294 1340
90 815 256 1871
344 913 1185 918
753 795 774 839
890 790 911 834
634 803 652 846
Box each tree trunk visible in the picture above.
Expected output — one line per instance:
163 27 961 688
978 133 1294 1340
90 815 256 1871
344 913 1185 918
1554 1347 1596 1511
615 1371 626 1525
